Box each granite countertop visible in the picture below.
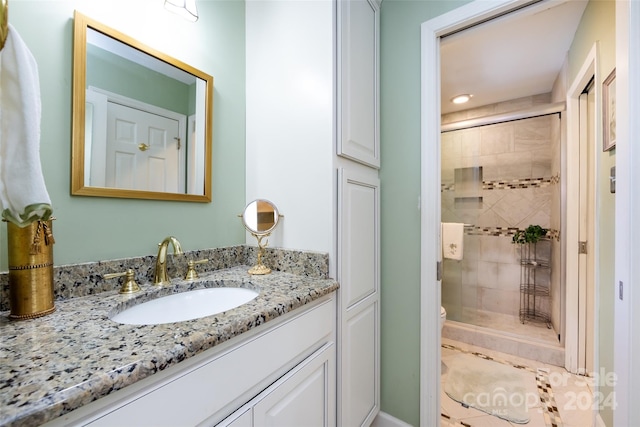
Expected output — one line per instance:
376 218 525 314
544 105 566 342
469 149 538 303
0 266 338 427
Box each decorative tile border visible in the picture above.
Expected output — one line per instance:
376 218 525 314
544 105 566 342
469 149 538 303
440 413 471 427
546 229 560 241
484 177 553 190
461 225 560 241
442 175 558 192
463 225 520 237
442 343 564 427
537 370 564 427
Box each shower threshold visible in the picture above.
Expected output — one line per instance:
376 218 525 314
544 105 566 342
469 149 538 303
442 317 564 367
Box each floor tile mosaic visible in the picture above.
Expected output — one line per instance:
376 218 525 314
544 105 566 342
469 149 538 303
441 339 596 427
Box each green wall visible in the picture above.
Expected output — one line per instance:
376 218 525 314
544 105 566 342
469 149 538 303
2 0 246 268
567 0 616 425
379 1 471 425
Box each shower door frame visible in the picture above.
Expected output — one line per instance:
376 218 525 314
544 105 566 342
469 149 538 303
566 45 599 376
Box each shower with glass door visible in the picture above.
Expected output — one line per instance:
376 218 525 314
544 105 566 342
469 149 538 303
440 101 562 345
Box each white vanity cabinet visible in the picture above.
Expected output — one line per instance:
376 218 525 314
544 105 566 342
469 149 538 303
45 295 336 427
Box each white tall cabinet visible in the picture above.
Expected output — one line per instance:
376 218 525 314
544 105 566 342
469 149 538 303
246 0 381 425
337 0 381 425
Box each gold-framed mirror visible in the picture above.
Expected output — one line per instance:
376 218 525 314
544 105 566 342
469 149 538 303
71 11 213 202
241 200 281 275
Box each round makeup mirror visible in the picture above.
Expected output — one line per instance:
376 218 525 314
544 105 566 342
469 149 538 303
241 199 281 275
241 199 280 236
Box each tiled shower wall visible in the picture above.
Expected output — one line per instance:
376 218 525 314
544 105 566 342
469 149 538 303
441 94 561 328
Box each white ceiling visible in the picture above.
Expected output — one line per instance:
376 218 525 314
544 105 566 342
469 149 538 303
440 0 588 114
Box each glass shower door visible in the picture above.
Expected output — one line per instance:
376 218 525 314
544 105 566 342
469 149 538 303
440 128 481 325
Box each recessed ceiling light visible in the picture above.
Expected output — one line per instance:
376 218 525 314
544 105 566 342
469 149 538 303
451 94 472 104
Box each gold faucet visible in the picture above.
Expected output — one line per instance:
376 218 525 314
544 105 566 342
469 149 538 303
154 236 184 285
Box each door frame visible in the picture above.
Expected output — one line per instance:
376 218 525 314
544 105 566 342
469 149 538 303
565 44 599 374
420 1 636 425
613 2 638 425
419 1 537 424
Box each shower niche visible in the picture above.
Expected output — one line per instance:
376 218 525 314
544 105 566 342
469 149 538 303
454 166 483 209
519 239 552 327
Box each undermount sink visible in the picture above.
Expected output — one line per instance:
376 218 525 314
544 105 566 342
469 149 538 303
110 287 259 325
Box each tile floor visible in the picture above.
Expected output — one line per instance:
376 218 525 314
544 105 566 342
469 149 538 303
441 338 597 427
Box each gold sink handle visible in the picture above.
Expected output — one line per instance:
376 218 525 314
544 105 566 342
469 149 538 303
185 259 209 281
104 269 142 294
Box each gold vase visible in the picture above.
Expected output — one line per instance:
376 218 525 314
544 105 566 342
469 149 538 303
7 219 56 320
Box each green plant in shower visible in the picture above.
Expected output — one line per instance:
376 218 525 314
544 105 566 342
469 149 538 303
512 224 548 244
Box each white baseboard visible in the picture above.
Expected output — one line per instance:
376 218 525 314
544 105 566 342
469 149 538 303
371 411 414 427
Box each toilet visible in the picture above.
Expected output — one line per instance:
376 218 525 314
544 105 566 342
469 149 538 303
440 306 447 332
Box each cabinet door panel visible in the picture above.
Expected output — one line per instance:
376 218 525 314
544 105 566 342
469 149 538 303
338 0 380 168
342 301 378 426
339 170 379 308
338 169 380 427
253 343 335 427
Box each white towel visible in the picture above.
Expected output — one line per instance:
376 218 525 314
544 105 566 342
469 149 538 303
442 222 464 260
0 24 52 226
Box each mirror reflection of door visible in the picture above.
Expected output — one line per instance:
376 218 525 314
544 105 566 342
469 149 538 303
256 200 276 232
106 103 182 192
242 199 279 234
